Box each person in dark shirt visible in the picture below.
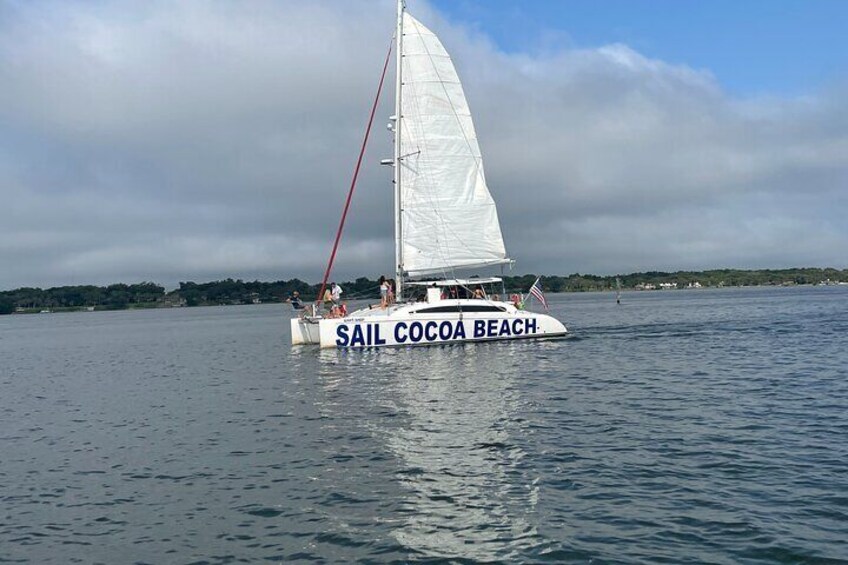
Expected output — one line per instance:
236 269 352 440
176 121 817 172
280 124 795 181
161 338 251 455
288 291 304 310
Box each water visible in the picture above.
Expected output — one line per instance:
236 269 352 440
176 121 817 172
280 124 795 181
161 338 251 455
1 286 846 563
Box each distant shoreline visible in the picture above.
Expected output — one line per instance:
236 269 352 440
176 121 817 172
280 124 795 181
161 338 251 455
7 282 847 316
2 267 846 315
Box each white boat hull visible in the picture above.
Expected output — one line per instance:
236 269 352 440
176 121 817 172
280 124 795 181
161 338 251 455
290 316 321 345
290 301 566 348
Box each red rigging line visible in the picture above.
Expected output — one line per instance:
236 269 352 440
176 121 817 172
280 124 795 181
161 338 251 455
315 40 393 308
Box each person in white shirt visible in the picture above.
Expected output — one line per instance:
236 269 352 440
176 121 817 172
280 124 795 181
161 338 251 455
330 282 343 306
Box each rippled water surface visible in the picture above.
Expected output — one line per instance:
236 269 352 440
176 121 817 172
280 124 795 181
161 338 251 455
2 286 847 563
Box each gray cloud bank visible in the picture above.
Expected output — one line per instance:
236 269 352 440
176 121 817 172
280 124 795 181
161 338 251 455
1 0 846 289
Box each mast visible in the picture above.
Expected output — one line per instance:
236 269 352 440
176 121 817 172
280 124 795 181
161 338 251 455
393 0 404 301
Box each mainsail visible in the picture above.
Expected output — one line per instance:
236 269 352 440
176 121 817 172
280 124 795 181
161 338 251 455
398 13 509 278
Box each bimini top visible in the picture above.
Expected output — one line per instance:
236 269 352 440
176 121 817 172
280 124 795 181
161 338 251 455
405 277 502 287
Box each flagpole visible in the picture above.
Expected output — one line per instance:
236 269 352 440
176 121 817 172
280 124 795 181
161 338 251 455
522 276 542 308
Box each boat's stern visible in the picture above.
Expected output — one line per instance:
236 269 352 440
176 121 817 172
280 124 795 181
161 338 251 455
535 312 568 337
290 317 321 345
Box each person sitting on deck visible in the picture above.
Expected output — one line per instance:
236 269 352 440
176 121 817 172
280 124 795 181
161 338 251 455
327 302 347 318
288 291 304 310
473 286 486 299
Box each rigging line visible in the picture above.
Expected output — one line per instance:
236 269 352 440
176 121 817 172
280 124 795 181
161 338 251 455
314 39 394 309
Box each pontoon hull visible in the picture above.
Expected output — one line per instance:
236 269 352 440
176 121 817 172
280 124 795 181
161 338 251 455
290 317 321 345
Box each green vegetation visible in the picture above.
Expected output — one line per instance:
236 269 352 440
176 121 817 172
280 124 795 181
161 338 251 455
0 296 14 315
2 282 167 313
509 267 848 293
1 268 846 314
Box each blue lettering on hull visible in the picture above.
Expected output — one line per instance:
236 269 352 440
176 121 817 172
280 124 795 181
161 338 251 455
454 323 467 340
395 322 408 344
336 324 349 346
336 317 541 347
469 318 541 341
335 323 386 347
396 320 467 345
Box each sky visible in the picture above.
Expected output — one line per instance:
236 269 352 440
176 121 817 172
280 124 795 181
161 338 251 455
1 0 846 290
431 0 848 96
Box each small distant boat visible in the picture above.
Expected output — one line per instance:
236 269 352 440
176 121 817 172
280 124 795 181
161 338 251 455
39 309 51 314
291 1 567 348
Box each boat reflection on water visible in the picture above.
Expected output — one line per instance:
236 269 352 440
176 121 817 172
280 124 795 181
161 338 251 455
365 345 541 560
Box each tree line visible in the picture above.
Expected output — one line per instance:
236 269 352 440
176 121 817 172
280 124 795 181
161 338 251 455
527 267 848 293
0 282 165 314
2 267 846 314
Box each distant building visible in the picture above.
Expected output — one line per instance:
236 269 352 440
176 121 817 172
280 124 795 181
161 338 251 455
160 295 187 307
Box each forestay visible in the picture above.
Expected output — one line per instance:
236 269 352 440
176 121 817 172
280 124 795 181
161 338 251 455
399 13 510 277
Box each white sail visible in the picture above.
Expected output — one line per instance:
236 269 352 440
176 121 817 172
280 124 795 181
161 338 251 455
398 13 509 278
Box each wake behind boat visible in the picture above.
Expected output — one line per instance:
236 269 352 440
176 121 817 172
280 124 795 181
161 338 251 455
291 1 567 348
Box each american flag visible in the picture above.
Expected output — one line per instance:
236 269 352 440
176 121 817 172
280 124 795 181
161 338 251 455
528 277 548 311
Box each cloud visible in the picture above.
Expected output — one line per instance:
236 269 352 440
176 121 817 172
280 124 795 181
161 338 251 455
1 0 846 289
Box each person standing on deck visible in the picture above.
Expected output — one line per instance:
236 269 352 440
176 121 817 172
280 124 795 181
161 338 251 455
331 282 343 306
379 276 389 308
387 279 396 305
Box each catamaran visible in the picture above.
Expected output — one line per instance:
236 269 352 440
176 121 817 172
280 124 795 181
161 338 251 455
291 1 567 348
